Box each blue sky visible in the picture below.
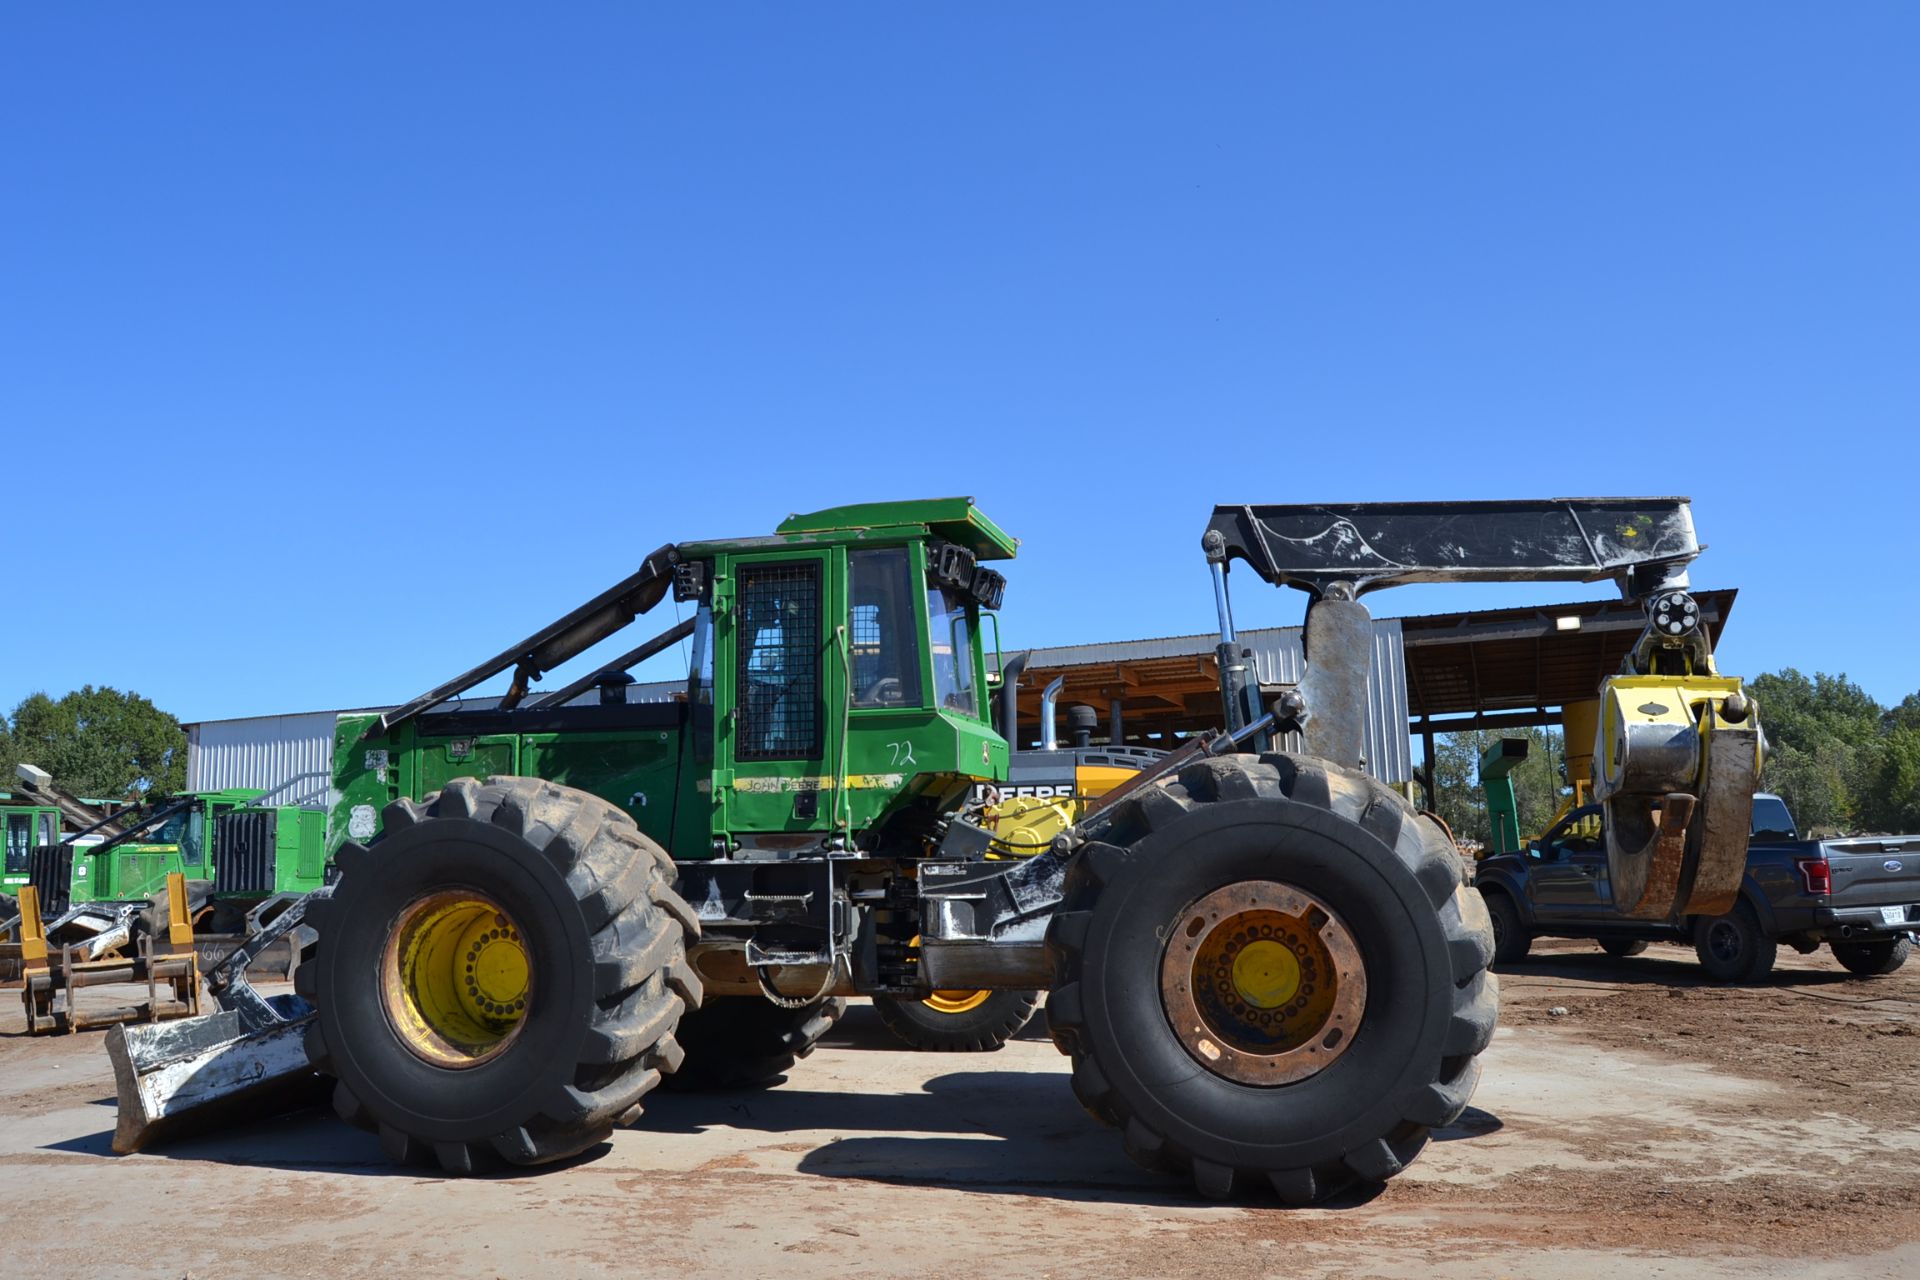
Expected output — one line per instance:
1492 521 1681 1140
3 4 1915 725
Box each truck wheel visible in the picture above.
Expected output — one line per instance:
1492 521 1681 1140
1692 900 1776 983
1047 754 1496 1203
1599 938 1648 958
299 778 699 1174
663 995 844 1089
1481 890 1530 966
1831 936 1911 977
873 989 1041 1052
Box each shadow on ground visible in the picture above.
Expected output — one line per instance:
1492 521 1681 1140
1496 946 1860 989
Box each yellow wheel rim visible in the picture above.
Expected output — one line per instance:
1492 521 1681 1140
1231 939 1302 1009
922 988 993 1015
908 934 992 1015
1159 881 1368 1086
382 891 531 1068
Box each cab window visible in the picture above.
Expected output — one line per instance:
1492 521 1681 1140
850 549 923 709
5 814 30 874
736 561 823 760
181 809 206 865
926 586 977 717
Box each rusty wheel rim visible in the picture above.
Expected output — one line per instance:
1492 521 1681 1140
1158 880 1367 1086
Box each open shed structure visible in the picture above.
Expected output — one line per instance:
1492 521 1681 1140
1011 588 1737 801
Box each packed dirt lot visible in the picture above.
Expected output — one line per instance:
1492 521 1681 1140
2 939 1916 1279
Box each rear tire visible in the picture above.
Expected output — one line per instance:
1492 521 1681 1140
1482 890 1531 966
137 879 213 943
664 995 844 1089
1599 938 1648 958
299 777 700 1174
1692 900 1776 983
1831 936 1911 977
873 990 1040 1052
1047 753 1496 1203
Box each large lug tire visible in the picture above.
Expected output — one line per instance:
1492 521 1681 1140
1831 936 1911 977
663 995 845 1090
1692 900 1776 983
873 989 1041 1052
137 878 213 943
297 777 700 1174
1481 890 1531 966
1046 753 1497 1204
1599 938 1649 958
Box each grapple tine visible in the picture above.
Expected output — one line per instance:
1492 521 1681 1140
1678 719 1764 916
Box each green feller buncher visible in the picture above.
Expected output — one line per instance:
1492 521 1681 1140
110 497 1762 1202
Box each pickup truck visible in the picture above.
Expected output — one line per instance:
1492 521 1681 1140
1475 793 1920 983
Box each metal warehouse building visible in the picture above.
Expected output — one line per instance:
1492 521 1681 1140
187 588 1735 814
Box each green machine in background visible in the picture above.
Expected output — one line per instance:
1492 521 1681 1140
25 789 329 932
1479 737 1530 857
2 801 65 906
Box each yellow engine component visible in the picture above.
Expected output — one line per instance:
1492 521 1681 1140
1596 672 1763 920
986 794 1079 853
983 762 1143 855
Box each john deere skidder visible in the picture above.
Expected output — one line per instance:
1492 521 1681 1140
116 497 1762 1201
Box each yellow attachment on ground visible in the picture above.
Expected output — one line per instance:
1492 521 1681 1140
17 885 47 971
382 892 531 1068
163 873 194 950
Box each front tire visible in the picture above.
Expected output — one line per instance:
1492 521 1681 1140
1482 890 1531 966
1047 754 1496 1203
873 989 1041 1052
1831 936 1911 977
299 777 700 1173
1692 900 1776 983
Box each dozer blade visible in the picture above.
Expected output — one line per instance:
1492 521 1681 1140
106 1000 324 1153
107 889 330 1153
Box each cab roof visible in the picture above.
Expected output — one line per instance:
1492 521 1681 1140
775 498 1018 560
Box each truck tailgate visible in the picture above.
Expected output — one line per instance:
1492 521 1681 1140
1825 836 1920 920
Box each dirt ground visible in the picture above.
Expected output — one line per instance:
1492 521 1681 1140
2 939 1917 1279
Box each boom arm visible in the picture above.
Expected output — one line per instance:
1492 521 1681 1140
1200 495 1760 925
1204 497 1700 600
377 544 681 734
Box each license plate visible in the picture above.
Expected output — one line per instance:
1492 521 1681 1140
1883 905 1908 926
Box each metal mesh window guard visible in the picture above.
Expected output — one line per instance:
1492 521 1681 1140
736 562 823 759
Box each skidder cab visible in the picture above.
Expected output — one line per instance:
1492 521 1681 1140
113 495 1761 1206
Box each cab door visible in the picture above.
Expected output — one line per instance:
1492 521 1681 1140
715 550 840 841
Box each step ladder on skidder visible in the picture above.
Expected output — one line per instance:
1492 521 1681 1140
3 874 202 1034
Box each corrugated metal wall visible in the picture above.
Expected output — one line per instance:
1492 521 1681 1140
187 712 339 809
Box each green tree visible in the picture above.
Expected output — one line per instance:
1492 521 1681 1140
5 687 186 798
1749 669 1888 832
1864 727 1920 834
